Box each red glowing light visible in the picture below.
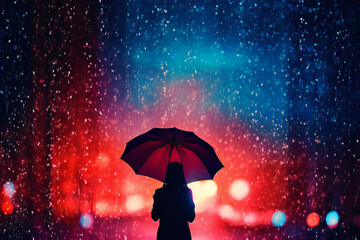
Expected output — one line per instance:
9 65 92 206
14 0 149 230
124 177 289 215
306 212 320 228
2 201 14 215
96 153 110 168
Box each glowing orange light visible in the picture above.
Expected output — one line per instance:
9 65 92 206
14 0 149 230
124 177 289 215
2 201 14 215
306 212 320 228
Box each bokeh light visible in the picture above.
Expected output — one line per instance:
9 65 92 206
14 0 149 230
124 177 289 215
219 205 238 221
243 212 257 226
80 213 94 229
96 153 110 169
2 181 15 198
306 212 320 228
326 211 339 229
272 211 287 227
125 195 145 213
203 181 218 198
189 180 218 200
229 179 250 201
189 180 218 213
1 201 14 215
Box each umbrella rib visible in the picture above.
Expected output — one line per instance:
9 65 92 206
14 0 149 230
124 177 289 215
181 142 219 161
175 144 181 164
179 145 195 175
178 145 208 182
178 144 215 178
136 143 167 173
168 144 174 166
182 134 216 155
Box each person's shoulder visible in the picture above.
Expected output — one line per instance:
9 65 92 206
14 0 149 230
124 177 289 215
185 186 193 196
183 185 191 191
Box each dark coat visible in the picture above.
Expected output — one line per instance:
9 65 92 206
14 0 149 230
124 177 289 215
151 185 195 240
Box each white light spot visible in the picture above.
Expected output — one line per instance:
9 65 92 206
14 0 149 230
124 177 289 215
229 179 250 200
188 180 218 213
203 181 217 197
125 195 144 213
219 205 236 220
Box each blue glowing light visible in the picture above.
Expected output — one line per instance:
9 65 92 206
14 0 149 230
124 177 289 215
272 211 287 227
3 181 15 198
80 213 94 229
326 210 339 228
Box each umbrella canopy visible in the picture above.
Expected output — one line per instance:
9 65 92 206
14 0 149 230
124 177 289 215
121 127 224 183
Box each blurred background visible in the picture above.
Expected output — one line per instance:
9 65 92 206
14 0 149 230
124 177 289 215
0 0 359 239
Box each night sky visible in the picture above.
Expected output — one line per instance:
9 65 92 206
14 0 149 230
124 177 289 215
1 0 360 239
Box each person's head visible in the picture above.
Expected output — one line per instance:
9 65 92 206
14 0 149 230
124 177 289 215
164 162 186 186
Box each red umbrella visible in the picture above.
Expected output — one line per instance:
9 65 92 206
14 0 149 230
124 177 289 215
121 127 223 183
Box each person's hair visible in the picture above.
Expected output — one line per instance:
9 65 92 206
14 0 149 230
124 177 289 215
164 162 186 186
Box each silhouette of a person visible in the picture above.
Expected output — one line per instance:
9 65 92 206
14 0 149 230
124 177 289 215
151 162 195 240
